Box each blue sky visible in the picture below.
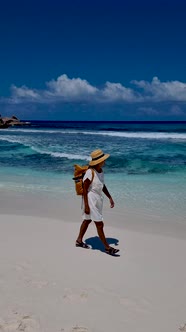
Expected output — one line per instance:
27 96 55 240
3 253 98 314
0 0 186 120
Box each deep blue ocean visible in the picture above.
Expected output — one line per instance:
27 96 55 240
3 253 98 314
0 121 186 220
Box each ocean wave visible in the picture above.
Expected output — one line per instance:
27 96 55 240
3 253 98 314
0 136 27 145
0 136 89 160
30 147 89 160
3 128 186 140
84 131 186 140
4 128 63 134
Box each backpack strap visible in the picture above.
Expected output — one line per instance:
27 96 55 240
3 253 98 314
90 168 94 184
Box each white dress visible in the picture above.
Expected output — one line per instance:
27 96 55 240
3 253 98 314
82 168 104 222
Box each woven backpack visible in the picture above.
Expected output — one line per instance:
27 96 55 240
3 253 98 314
73 164 94 195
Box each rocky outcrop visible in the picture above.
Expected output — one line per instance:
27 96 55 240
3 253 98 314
0 115 30 129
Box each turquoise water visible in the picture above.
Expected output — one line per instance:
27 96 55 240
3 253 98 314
0 121 186 221
0 122 186 174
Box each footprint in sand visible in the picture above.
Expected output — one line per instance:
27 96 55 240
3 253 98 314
15 262 31 273
0 314 40 332
63 289 88 303
179 324 186 331
62 327 89 332
119 296 150 313
24 278 49 289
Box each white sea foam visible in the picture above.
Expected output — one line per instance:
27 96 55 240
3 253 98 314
0 135 44 149
30 146 89 160
0 136 30 145
3 128 186 140
5 128 63 134
0 136 89 160
80 131 186 140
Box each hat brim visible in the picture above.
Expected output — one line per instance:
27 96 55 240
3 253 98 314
89 153 110 166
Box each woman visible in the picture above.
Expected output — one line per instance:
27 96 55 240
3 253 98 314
76 149 119 255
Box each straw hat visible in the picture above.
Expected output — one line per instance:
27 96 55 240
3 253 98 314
89 149 110 166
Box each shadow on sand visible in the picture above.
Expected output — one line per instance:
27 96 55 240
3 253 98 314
85 236 120 257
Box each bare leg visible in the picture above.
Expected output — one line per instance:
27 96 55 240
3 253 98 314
76 219 91 243
94 221 110 250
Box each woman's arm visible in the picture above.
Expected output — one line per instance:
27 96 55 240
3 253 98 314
83 178 91 214
102 184 115 208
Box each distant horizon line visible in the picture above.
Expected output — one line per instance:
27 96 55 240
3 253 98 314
23 120 186 123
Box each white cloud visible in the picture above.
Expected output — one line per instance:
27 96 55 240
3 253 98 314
101 81 140 102
132 76 186 102
46 74 98 100
3 75 186 105
11 85 40 100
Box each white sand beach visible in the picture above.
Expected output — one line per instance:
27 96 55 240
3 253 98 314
0 190 186 332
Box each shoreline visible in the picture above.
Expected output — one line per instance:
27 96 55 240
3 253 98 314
1 187 186 240
0 167 186 226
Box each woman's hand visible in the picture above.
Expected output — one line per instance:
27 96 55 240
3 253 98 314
103 185 114 208
84 205 90 215
109 197 115 208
